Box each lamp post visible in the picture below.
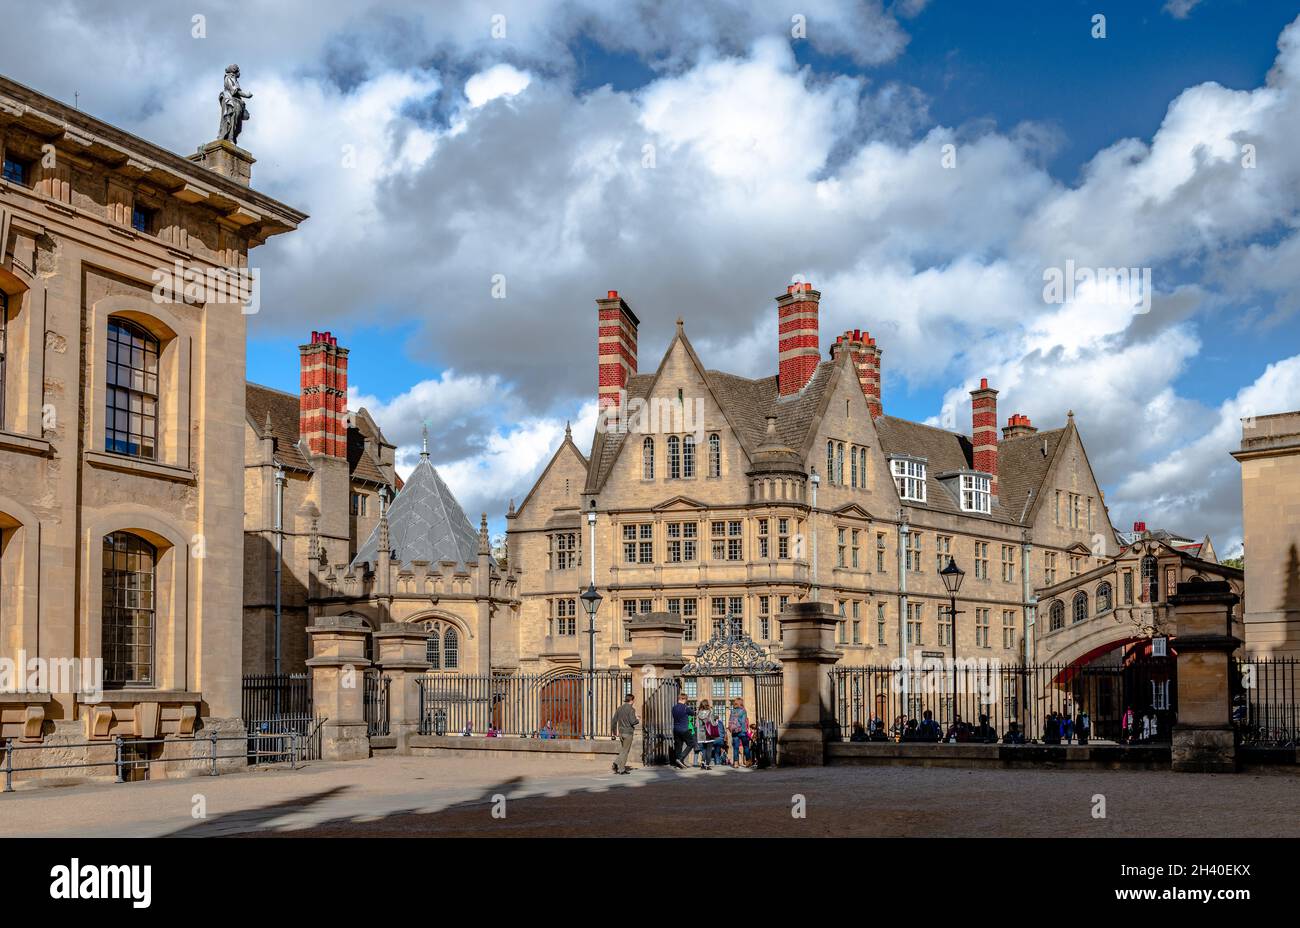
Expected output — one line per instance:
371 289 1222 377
939 556 965 730
580 583 603 740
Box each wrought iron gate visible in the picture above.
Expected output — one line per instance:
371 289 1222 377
364 670 391 737
640 618 783 767
641 676 682 766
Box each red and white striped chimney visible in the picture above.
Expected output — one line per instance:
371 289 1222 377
300 331 349 458
970 377 998 494
776 282 820 396
597 290 639 410
829 328 883 418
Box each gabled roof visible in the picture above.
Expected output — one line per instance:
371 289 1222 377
351 455 488 570
245 381 390 485
583 326 843 494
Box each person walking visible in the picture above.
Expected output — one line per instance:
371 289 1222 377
695 700 717 769
611 693 638 775
671 692 694 769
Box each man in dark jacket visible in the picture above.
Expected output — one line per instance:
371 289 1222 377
973 714 998 744
918 710 942 743
671 692 694 769
1003 720 1026 744
611 693 639 774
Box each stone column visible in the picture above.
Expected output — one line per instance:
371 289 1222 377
626 613 685 753
776 601 841 766
373 623 432 753
306 615 372 762
1167 581 1241 773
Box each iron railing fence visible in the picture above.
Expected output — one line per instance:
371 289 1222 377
364 671 391 737
1234 657 1299 747
0 729 316 791
417 670 633 738
242 673 311 721
830 659 1178 744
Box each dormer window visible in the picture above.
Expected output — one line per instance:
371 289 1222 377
890 458 926 502
960 473 992 513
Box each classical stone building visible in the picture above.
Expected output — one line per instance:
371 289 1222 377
1233 410 1300 657
242 331 399 674
0 75 304 768
507 284 1124 680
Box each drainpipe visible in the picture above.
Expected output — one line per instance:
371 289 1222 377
809 467 820 602
898 507 909 715
274 464 286 680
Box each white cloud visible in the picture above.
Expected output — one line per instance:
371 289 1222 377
4 3 1299 549
465 64 532 107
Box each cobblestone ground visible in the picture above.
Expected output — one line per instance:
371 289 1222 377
1 755 1294 838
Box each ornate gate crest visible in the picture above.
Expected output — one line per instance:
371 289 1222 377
681 622 780 675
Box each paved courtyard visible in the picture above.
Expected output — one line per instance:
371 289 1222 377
0 754 1296 838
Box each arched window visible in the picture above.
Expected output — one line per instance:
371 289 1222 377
1141 555 1159 602
1073 591 1088 624
103 532 156 686
850 445 858 487
826 441 835 484
667 436 681 479
708 433 721 478
1048 600 1064 632
426 626 441 669
682 434 695 478
444 627 460 669
1096 581 1113 614
836 443 845 485
106 318 160 459
642 437 654 480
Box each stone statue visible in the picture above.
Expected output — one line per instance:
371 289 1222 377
218 64 252 145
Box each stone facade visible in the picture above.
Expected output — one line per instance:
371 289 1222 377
0 75 304 777
1033 529 1243 664
242 332 398 674
507 285 1125 676
1232 410 1300 657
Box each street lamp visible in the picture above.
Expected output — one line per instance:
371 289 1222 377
580 581 602 739
939 556 965 731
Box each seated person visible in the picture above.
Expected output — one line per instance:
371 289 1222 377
973 714 998 744
918 710 942 743
849 721 870 743
1003 720 1026 744
901 718 921 742
868 720 891 742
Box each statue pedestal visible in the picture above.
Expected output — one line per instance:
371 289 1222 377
189 139 254 186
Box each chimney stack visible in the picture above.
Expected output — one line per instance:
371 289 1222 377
829 328 883 418
776 282 820 396
1001 413 1037 440
1133 520 1147 534
970 377 999 495
299 330 349 458
597 290 639 410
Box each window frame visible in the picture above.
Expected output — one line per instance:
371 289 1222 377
102 532 157 687
890 458 927 502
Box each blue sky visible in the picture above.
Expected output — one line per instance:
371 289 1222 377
7 0 1300 551
247 0 1300 434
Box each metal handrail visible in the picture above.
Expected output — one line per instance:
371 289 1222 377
0 729 307 793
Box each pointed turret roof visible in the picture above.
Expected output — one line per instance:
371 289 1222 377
351 447 489 570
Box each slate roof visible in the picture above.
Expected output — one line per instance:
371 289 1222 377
875 417 1065 525
351 454 488 570
245 382 389 484
576 326 1080 529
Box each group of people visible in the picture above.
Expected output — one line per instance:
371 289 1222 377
846 708 1106 745
607 691 773 775
851 711 1004 744
670 693 769 770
